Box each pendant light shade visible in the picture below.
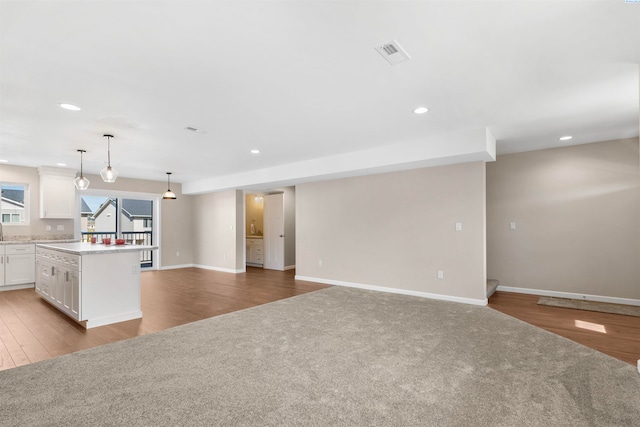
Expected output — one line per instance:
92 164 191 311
162 172 177 200
74 149 90 190
100 134 118 183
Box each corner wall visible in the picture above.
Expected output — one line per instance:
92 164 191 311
192 189 244 272
283 187 296 269
487 138 640 301
296 161 487 304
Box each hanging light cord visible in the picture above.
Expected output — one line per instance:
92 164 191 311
106 136 112 167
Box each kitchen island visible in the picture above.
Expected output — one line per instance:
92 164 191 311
35 242 157 328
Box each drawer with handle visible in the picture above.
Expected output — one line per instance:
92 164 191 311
5 244 35 255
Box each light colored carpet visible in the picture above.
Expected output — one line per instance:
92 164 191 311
1 286 639 426
538 296 640 317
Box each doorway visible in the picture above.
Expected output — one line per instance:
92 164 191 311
244 188 295 271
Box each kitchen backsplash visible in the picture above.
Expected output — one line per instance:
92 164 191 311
4 234 75 242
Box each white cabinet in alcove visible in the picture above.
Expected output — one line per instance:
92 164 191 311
246 238 264 266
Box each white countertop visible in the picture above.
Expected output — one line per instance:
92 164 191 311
36 242 158 255
1 239 78 245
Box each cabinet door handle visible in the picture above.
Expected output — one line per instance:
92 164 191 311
0 256 3 264
51 266 55 275
65 271 69 281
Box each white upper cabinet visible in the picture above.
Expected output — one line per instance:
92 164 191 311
38 167 76 219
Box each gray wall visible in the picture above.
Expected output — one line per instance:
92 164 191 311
192 189 243 272
295 161 487 303
283 186 296 269
487 138 640 300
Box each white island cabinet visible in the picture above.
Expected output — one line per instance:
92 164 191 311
35 242 157 328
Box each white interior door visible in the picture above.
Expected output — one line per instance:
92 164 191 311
263 193 284 270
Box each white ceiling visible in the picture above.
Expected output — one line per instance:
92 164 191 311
1 1 639 193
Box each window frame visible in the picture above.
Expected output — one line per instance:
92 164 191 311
76 189 160 271
0 182 29 225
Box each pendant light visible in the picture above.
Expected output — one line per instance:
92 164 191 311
162 172 177 200
73 149 90 190
100 134 118 183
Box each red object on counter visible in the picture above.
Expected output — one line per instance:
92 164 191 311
115 239 126 245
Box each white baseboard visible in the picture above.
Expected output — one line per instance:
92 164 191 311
295 275 487 306
194 264 245 274
0 283 34 292
85 311 143 329
497 286 640 307
284 265 296 271
159 263 195 271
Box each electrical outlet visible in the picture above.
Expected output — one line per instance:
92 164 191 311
455 222 462 231
176 251 180 257
45 225 51 231
57 225 64 231
509 222 516 230
437 270 444 279
318 259 323 267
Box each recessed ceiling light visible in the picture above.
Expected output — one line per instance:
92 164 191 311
56 163 67 167
413 107 429 114
250 149 260 154
559 136 573 141
59 103 81 111
0 159 8 163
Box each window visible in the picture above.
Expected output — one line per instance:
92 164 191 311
80 194 155 269
1 183 28 224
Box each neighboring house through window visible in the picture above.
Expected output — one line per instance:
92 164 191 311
79 195 154 268
1 183 28 224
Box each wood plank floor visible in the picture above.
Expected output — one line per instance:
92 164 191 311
0 267 329 371
489 291 640 365
1 271 637 371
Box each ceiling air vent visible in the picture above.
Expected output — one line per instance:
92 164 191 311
185 126 207 134
375 40 411 65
